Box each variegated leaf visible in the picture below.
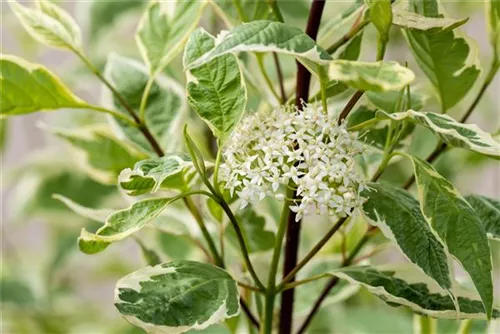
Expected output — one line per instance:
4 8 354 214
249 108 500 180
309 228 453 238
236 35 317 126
465 194 500 241
53 194 114 223
78 197 175 254
328 60 415 92
0 55 87 116
8 0 82 51
43 124 144 184
186 20 332 70
404 0 480 111
136 0 207 75
361 183 452 295
377 110 500 158
331 265 499 319
392 7 467 31
184 28 247 140
406 155 493 319
119 154 194 196
114 261 239 334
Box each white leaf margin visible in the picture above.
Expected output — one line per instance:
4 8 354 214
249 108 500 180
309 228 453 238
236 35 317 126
114 263 240 334
377 109 500 157
328 60 416 92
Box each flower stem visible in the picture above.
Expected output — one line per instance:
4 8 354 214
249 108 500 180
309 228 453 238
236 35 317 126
263 188 294 334
257 54 281 103
217 198 266 291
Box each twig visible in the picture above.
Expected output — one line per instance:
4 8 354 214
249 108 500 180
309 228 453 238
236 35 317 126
280 2 326 333
273 53 287 103
338 90 364 125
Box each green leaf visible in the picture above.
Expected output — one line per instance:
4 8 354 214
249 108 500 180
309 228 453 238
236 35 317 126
43 124 144 184
392 7 468 31
211 0 273 26
136 0 207 75
0 55 87 116
119 154 194 196
366 0 392 59
338 31 364 61
8 0 82 51
366 89 425 113
377 110 500 158
403 0 480 112
157 232 193 261
225 207 275 253
406 155 493 319
53 194 114 223
361 182 452 295
88 0 145 40
187 20 332 70
78 197 176 254
103 54 186 154
184 28 247 141
328 60 415 92
135 238 162 266
318 0 364 46
114 261 239 334
0 279 35 306
487 0 500 55
465 195 500 241
331 265 500 319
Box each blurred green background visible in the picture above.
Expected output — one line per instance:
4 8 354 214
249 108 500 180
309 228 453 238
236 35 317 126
1 1 498 333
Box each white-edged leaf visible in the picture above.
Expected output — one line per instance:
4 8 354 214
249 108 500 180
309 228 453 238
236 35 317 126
328 60 415 92
136 0 207 75
78 197 175 254
103 54 186 154
361 183 452 295
465 195 500 241
406 155 493 319
8 0 82 51
186 20 332 70
377 110 500 158
119 154 194 196
330 264 499 319
318 0 364 46
53 194 113 223
393 7 468 31
403 0 480 111
184 28 247 140
0 55 87 116
42 124 144 184
114 261 240 334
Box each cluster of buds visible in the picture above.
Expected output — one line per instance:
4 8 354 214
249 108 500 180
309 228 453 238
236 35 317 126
219 104 365 221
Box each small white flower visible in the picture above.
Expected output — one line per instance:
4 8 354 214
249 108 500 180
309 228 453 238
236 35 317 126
219 104 365 221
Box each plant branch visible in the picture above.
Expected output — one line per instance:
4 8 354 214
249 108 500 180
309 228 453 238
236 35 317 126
257 54 281 103
338 90 364 124
75 51 165 157
278 216 348 288
273 53 287 103
241 297 260 330
296 229 374 334
237 281 264 293
281 1 326 333
326 20 369 55
183 196 223 267
217 198 266 291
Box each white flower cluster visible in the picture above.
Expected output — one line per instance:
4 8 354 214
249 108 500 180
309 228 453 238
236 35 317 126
219 104 365 221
